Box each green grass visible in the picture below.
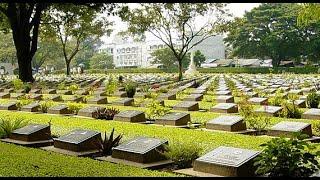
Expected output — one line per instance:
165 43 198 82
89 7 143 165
0 142 177 177
0 110 272 153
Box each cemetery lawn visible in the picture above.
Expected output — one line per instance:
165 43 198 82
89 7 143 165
0 142 178 177
0 110 272 152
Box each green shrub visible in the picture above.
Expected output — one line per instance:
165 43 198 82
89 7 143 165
12 79 23 90
67 102 85 114
307 91 320 108
269 92 285 106
99 128 123 156
39 100 55 113
23 83 32 93
158 87 169 93
145 100 170 120
124 81 137 98
57 82 66 90
254 134 320 177
0 116 28 138
312 121 320 136
245 115 271 134
280 101 302 119
94 107 120 120
16 99 34 111
68 84 79 94
105 78 118 95
238 95 254 118
145 92 158 99
163 142 203 169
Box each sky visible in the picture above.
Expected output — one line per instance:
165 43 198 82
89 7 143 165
101 3 261 44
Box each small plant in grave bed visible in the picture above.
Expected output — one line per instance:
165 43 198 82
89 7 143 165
306 91 320 108
67 102 85 114
0 116 28 138
145 100 170 121
39 100 55 113
124 81 137 98
162 141 203 169
254 133 320 177
97 128 123 156
94 107 120 120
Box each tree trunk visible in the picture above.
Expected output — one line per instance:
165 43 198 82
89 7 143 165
17 55 34 82
66 61 71 76
272 57 281 67
178 59 183 81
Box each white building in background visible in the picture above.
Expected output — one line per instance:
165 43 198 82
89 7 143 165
99 35 225 68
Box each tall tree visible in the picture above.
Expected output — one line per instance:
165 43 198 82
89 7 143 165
119 3 230 80
89 52 114 69
151 47 191 69
73 37 104 69
298 3 320 26
0 32 16 65
42 4 112 75
224 3 318 67
193 50 206 67
32 32 62 72
0 3 47 82
0 3 114 81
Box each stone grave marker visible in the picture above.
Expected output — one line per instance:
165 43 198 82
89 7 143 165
158 93 176 100
254 106 282 117
4 88 14 93
184 94 203 101
206 115 246 132
191 89 206 94
0 92 10 99
49 94 62 102
289 100 306 108
113 110 145 123
156 112 190 126
30 94 43 101
1 123 53 147
78 106 106 118
21 102 40 112
59 90 72 95
302 108 320 120
112 98 134 106
268 121 312 138
65 96 82 103
192 146 260 176
216 96 234 103
10 93 25 99
288 89 303 95
44 89 57 94
93 90 107 96
113 91 127 98
47 104 70 114
29 89 41 94
0 102 17 110
244 92 258 97
87 96 108 104
111 136 168 164
49 129 101 156
75 89 89 95
215 91 232 96
173 101 199 111
248 97 268 105
133 93 147 99
211 103 238 113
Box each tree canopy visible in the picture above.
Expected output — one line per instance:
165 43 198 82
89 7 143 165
224 3 320 67
119 3 230 80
